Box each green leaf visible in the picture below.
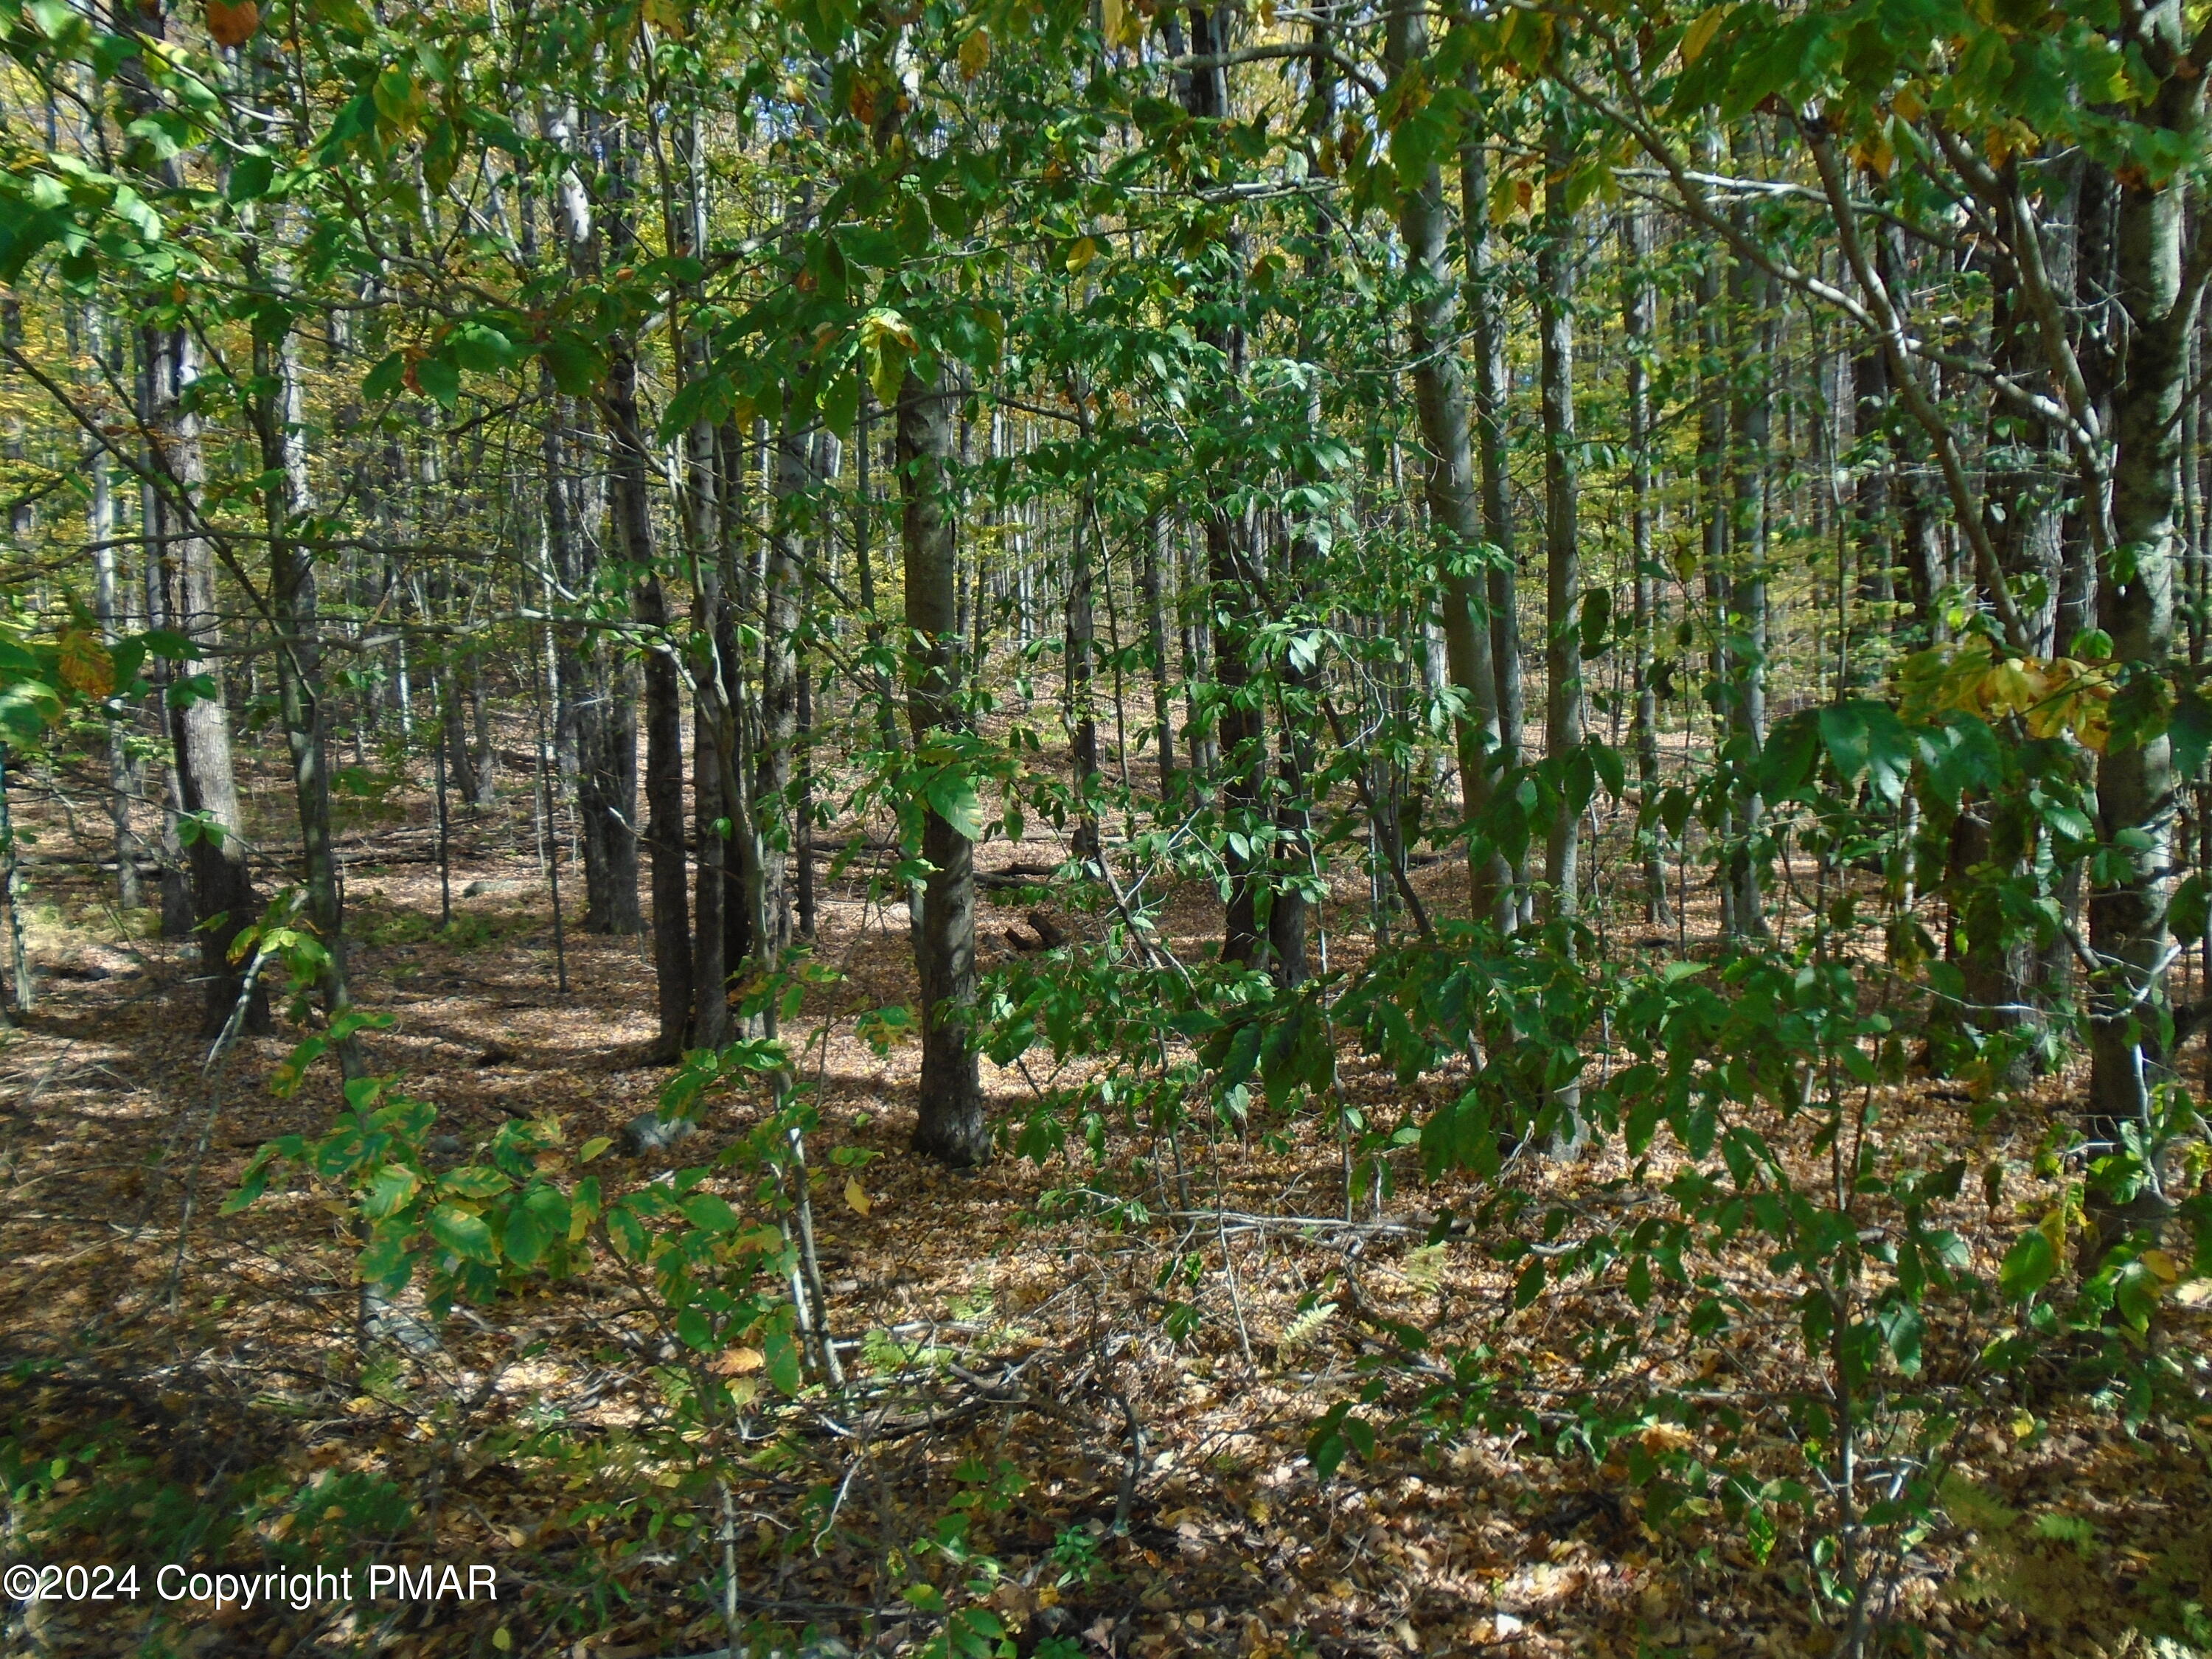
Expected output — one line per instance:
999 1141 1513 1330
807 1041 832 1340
448 319 518 374
2172 874 2210 945
1578 586 1613 659
2174 687 2212 779
543 333 607 397
358 1231 410 1290
1754 710 1820 800
414 353 460 409
658 371 733 442
1820 700 1913 804
821 369 859 442
1588 738 1626 800
220 1147 279 1215
226 152 276 203
428 1203 497 1265
363 1161 420 1220
764 1326 802 1394
1998 1228 2056 1299
1340 1414 1376 1463
680 1192 741 1234
923 769 984 841
1877 1299 1923 1375
1514 1254 1547 1309
503 1200 549 1267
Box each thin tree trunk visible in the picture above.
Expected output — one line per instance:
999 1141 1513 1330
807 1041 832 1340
1539 114 1584 925
1623 205 1670 925
87 307 139 911
1459 97 1526 922
1066 385 1101 857
121 6 260 1032
759 428 806 958
1177 4 1264 967
1724 204 1772 939
1140 512 1177 799
900 366 987 1166
148 319 263 1035
1386 2 1510 931
255 267 361 1071
1697 236 1740 937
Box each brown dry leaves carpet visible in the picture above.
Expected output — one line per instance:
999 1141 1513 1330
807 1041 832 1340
1 783 2208 1659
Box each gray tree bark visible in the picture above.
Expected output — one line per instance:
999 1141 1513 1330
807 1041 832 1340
900 366 987 1166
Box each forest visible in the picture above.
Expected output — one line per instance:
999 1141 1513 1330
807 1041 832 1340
1 0 2210 1653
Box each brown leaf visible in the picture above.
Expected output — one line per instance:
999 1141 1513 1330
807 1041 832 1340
57 627 114 698
206 0 260 48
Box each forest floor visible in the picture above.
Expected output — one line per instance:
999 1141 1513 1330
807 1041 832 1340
1 757 2210 1659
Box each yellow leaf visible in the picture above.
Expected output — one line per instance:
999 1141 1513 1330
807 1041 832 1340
959 27 991 81
1102 0 1141 49
844 1177 871 1216
492 1627 512 1653
2037 1202 2068 1256
56 627 114 698
642 0 686 35
1981 659 2048 716
1066 234 1098 274
2072 698 2112 754
1680 5 1726 63
1893 83 1926 122
2143 1249 2180 1283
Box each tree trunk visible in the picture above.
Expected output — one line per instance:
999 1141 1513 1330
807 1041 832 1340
691 453 731 1049
1140 512 1177 799
576 647 642 935
255 268 359 1071
719 419 762 982
147 319 264 1036
120 5 260 1032
1850 346 1896 666
1386 2 1511 931
1696 236 1741 936
1458 94 1527 922
1723 207 1772 939
1066 386 1101 857
900 366 987 1166
86 307 139 911
440 667 483 807
759 428 806 958
2087 27 2192 1176
1178 4 1265 968
1622 205 1670 925
604 258 692 1057
1539 114 1584 925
